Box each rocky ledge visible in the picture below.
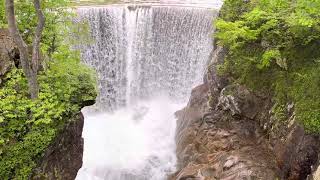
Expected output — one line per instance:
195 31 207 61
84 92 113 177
172 46 320 180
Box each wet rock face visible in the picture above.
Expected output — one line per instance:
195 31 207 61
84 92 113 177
0 28 17 84
173 46 320 180
31 113 85 180
175 83 210 169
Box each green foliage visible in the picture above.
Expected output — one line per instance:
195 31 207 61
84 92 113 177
216 0 320 133
219 0 252 22
0 0 96 178
290 65 320 132
215 20 259 50
0 0 6 28
0 49 96 178
271 103 287 122
258 49 283 69
0 0 75 55
16 0 75 55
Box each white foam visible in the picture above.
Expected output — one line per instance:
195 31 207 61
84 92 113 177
76 96 183 180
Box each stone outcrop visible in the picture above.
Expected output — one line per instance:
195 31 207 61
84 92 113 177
173 45 320 180
173 82 279 179
31 113 85 180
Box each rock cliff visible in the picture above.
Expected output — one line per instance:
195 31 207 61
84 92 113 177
173 46 320 180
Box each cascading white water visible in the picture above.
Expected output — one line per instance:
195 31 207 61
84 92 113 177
76 3 220 180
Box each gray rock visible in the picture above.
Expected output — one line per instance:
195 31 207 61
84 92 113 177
216 85 259 119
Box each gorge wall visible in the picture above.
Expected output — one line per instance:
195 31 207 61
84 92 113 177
172 45 320 179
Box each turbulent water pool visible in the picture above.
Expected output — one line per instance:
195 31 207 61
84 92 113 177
75 1 221 179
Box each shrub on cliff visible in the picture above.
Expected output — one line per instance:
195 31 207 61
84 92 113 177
215 0 320 133
0 46 97 179
0 0 96 178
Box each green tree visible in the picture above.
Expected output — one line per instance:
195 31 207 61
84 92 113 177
14 0 72 56
215 0 320 133
5 0 45 99
0 1 97 178
3 0 77 99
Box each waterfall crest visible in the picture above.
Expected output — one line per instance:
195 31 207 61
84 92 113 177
76 4 218 180
79 6 216 110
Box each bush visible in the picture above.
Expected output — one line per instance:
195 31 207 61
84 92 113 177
0 47 97 179
215 0 320 133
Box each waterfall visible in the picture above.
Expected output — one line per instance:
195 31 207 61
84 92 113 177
76 3 219 180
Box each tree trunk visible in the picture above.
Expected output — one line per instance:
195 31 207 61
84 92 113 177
5 0 45 99
32 0 45 72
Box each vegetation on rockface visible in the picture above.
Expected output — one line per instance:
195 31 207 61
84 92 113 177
215 0 320 133
0 0 97 178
